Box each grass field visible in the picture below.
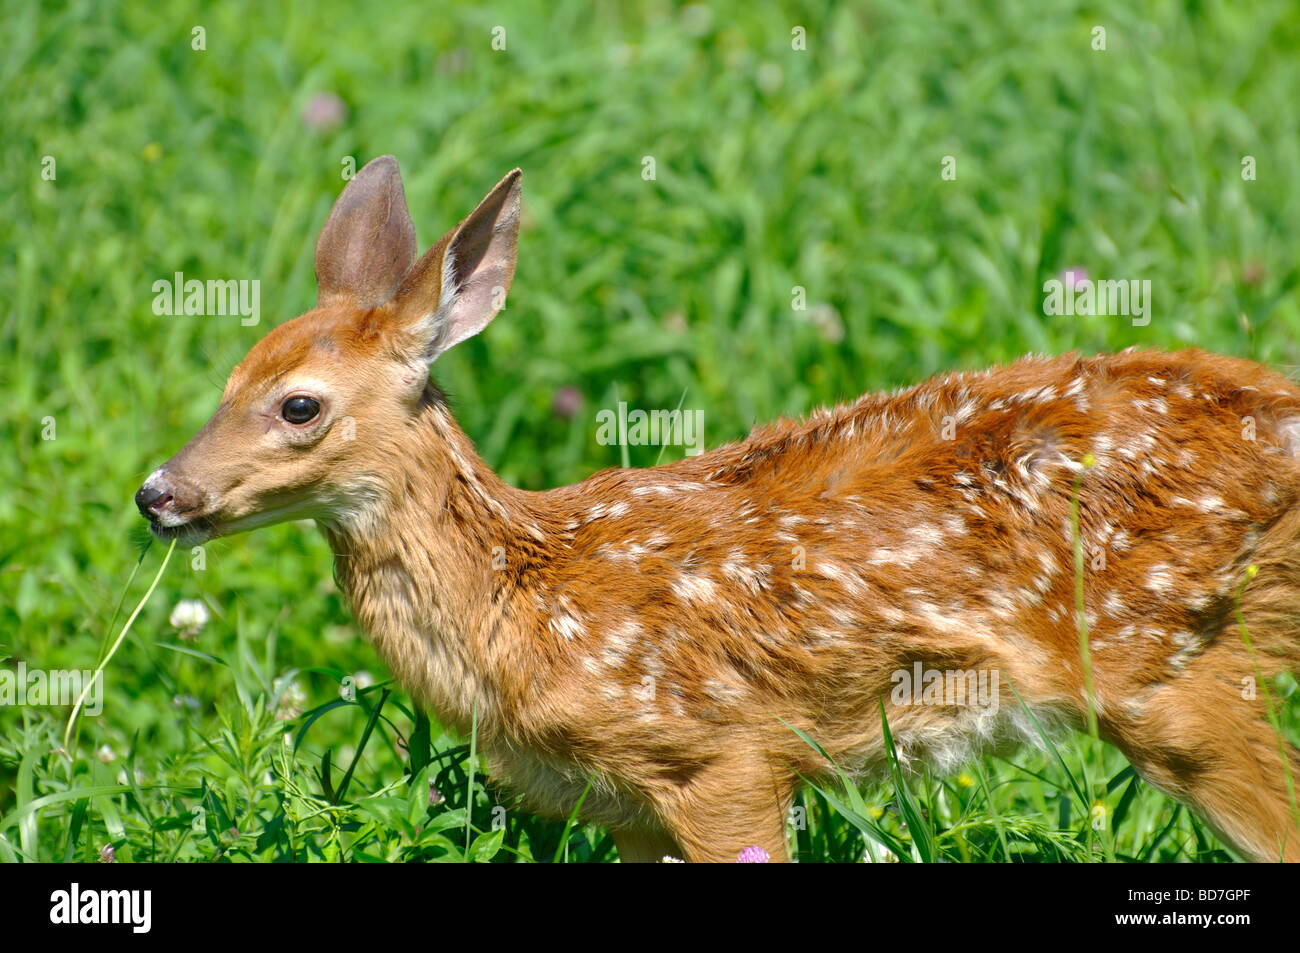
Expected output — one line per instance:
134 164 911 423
2 0 1299 862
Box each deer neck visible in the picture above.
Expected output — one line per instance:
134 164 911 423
323 384 548 737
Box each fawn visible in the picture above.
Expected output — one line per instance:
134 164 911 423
137 156 1300 862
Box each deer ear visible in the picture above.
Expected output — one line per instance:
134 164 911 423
315 156 418 308
393 168 521 363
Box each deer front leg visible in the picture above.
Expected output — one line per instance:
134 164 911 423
656 758 795 863
611 825 683 863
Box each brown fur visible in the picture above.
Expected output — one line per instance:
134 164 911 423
138 158 1300 862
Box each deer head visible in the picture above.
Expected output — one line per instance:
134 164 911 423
135 157 522 544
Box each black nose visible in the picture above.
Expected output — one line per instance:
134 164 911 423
135 484 173 519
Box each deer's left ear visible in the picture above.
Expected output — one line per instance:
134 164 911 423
393 169 521 364
315 155 418 309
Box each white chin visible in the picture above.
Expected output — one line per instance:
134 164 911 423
151 521 214 545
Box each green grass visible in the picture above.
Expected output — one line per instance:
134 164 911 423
2 0 1299 861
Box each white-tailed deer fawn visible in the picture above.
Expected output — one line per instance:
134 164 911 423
137 156 1300 862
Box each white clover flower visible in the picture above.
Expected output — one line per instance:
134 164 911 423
756 62 783 93
273 677 307 720
862 848 900 863
807 303 844 343
169 599 209 641
94 744 117 764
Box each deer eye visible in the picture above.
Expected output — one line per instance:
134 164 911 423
282 396 321 424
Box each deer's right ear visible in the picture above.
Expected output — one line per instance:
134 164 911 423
315 155 418 309
391 169 522 365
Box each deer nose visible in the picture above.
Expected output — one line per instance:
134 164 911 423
135 483 174 519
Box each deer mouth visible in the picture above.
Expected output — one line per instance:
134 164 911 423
148 515 216 544
147 499 320 544
135 468 216 541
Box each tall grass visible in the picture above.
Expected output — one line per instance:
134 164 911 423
2 0 1299 860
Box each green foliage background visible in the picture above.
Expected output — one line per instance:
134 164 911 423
1 0 1298 861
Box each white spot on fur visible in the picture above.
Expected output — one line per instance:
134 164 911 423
671 572 716 603
550 610 587 641
1145 564 1174 594
600 620 641 667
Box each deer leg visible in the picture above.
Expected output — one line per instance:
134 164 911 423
655 759 795 863
610 825 683 863
1105 655 1300 862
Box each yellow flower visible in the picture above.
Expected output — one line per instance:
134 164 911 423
142 142 163 162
